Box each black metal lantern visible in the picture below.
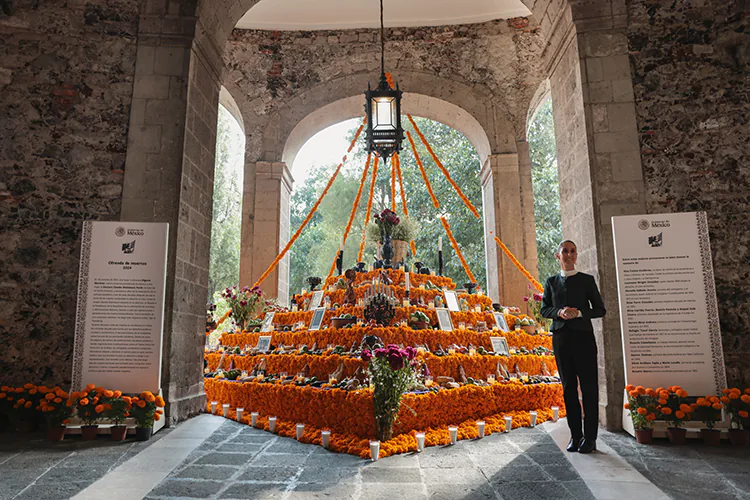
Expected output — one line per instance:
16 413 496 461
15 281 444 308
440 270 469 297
364 0 403 163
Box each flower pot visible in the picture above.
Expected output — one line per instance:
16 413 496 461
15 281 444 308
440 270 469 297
81 425 99 441
135 427 153 441
667 427 687 445
392 240 408 264
110 425 128 442
331 317 356 329
700 428 721 446
47 427 66 442
728 429 749 447
635 429 653 444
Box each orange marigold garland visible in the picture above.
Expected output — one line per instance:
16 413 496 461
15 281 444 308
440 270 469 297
326 153 372 280
390 155 397 211
440 216 477 284
493 235 544 293
385 72 395 90
358 156 380 262
406 131 440 209
407 114 481 219
253 122 365 288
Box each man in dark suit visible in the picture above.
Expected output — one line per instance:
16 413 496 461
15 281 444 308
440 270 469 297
541 240 606 453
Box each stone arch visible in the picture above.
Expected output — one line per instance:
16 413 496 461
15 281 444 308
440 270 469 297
219 86 245 133
280 93 493 169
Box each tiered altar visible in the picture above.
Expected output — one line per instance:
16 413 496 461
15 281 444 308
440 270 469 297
204 269 564 458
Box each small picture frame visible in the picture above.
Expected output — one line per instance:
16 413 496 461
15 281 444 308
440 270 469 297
489 336 509 356
309 290 324 310
443 289 460 312
493 312 509 331
260 312 275 333
256 335 272 353
436 308 454 332
309 307 326 331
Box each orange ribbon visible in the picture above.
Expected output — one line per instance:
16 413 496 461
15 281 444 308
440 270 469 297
406 131 440 209
440 216 477 284
493 235 544 293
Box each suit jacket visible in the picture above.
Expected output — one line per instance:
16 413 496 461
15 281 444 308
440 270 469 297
541 272 606 332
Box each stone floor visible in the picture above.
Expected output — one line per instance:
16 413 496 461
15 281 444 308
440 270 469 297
0 416 748 500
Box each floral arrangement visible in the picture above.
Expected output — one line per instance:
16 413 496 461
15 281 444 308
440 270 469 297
523 284 548 330
222 285 264 331
361 343 418 441
36 387 73 428
624 385 659 430
691 395 724 429
129 391 165 428
70 385 112 427
656 386 692 428
8 384 43 424
721 388 750 429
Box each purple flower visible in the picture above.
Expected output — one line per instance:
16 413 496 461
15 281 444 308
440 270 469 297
523 296 529 302
388 352 404 371
404 346 417 360
533 293 543 301
240 300 247 306
374 348 387 359
361 349 372 362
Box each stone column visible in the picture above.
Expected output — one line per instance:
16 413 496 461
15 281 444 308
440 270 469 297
120 4 223 423
240 161 294 305
480 153 537 305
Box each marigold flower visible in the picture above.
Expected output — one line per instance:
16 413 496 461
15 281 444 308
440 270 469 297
624 402 630 410
629 390 639 398
658 399 667 405
85 384 96 391
721 396 730 404
721 388 731 395
739 410 749 418
660 407 672 415
740 395 750 404
45 393 55 400
155 396 165 407
679 404 692 413
635 386 646 394
103 390 114 398
675 411 685 419
676 390 688 398
645 413 656 421
24 401 32 409
154 414 161 421
113 391 122 398
137 400 146 408
625 384 635 392
0 393 6 399
62 419 70 425
637 407 647 415
80 398 89 406
712 403 722 410
54 398 62 404
745 388 750 395
95 405 104 413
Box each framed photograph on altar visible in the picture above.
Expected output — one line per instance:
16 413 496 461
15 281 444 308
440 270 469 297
493 312 509 332
256 335 272 353
443 289 460 312
489 336 509 356
260 312 275 333
436 308 454 331
309 307 326 331
308 290 324 310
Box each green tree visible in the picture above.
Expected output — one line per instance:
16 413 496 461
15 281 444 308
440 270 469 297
527 98 562 281
208 106 244 300
289 116 487 295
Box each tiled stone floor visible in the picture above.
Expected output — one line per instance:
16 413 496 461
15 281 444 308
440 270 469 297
1 416 749 500
144 420 595 500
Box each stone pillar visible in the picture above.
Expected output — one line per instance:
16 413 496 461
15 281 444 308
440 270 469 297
480 153 537 305
120 4 223 424
547 6 647 429
517 140 540 281
240 161 294 305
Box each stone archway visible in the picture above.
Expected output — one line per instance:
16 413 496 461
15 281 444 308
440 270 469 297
123 0 646 430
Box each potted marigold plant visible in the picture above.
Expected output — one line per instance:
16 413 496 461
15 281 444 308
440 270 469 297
657 386 692 445
361 343 417 441
70 384 112 440
721 388 750 446
10 384 44 432
106 391 130 441
129 391 165 441
692 395 723 446
624 384 659 444
37 387 73 441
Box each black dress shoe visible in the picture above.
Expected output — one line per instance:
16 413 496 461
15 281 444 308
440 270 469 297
566 437 581 452
578 438 596 453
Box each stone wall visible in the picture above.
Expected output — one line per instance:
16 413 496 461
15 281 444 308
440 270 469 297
627 0 750 386
0 0 138 386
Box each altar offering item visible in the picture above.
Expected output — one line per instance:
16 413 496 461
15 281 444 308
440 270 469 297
236 408 244 421
370 440 380 461
416 433 425 452
296 423 305 440
529 411 537 427
222 403 230 417
552 406 559 422
477 421 486 438
269 416 277 433
504 415 512 432
210 401 218 413
251 412 259 427
449 426 458 444
321 430 331 448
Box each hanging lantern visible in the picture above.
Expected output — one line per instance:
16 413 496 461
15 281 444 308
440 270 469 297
364 0 403 163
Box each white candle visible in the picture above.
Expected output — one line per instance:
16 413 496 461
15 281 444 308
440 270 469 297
449 426 458 445
415 432 425 452
405 272 410 291
210 401 218 413
474 305 481 313
438 236 442 251
504 415 512 433
339 237 344 251
251 412 259 427
552 406 559 422
222 403 230 417
370 440 380 461
530 411 537 427
321 430 331 449
269 416 277 433
477 421 485 439
296 423 305 440
403 299 410 308
236 408 244 421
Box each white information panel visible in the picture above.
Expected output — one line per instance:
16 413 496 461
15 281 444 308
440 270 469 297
71 221 169 394
612 212 726 396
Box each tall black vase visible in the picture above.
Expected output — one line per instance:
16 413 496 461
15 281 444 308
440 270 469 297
382 229 394 269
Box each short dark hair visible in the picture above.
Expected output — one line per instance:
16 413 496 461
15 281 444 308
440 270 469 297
557 240 577 253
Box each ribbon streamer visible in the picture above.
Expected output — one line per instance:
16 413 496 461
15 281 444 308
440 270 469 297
358 156 380 262
440 216 477 284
